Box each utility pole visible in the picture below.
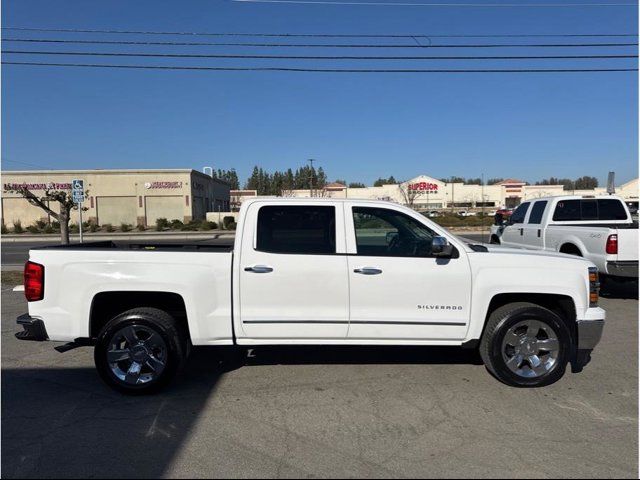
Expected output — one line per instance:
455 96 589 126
308 158 316 198
481 173 485 243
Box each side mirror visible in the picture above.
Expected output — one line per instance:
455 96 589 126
432 236 454 258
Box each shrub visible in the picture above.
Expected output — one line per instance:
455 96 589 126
1 223 7 234
120 223 132 232
51 221 60 231
12 221 23 234
44 224 55 234
27 225 40 234
137 223 146 232
103 223 115 232
155 218 169 231
227 221 237 231
89 222 98 232
170 219 184 230
36 220 47 229
223 216 235 229
180 220 201 231
69 223 80 233
199 220 217 230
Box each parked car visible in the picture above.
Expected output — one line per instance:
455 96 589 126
17 198 604 393
457 210 476 217
426 210 441 218
489 195 638 281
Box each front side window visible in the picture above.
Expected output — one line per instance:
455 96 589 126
528 201 548 224
510 202 530 224
257 205 336 254
353 207 438 257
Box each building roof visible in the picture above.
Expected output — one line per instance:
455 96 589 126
324 182 347 190
498 178 527 185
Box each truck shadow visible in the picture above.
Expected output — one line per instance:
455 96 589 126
228 345 484 368
600 278 638 300
1 345 482 478
1 355 233 479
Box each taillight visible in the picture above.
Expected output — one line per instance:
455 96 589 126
606 234 618 255
589 267 599 307
24 261 44 302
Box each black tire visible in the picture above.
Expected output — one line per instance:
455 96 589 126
94 307 187 395
479 302 572 388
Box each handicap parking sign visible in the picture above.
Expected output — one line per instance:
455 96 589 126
72 179 84 203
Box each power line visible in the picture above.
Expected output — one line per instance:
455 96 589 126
2 38 638 48
4 50 638 60
2 27 637 38
232 0 638 6
3 61 637 73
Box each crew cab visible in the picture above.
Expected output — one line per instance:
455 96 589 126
17 198 605 394
490 195 638 280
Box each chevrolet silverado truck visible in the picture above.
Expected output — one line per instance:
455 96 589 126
17 198 605 394
489 195 638 281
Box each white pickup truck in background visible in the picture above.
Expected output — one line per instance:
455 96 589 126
490 195 638 281
17 198 605 394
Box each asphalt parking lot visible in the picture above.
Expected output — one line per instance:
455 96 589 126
1 281 637 478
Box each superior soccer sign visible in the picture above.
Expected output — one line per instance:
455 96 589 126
407 181 439 194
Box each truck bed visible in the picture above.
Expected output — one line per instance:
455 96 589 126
33 240 234 253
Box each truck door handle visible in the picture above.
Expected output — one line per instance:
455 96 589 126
519 228 524 236
244 265 274 273
537 229 541 238
354 267 383 275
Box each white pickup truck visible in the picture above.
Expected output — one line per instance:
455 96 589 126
17 198 605 394
489 195 638 281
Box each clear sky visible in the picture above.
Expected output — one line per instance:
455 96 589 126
1 0 638 187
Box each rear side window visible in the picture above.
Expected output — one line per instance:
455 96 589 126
527 201 548 224
581 200 598 220
257 205 336 254
598 199 628 220
510 202 530 224
553 200 581 221
553 199 629 221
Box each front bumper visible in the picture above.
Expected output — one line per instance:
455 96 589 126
577 319 605 350
15 313 49 342
606 261 638 278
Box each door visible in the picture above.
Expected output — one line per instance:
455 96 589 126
238 203 349 340
346 204 471 341
521 200 548 249
500 202 530 247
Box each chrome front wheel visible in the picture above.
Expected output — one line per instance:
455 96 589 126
501 319 560 379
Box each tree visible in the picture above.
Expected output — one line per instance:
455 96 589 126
487 178 504 185
9 186 88 244
440 176 466 184
214 169 240 190
574 176 599 190
397 182 420 209
348 182 366 188
466 178 482 185
373 176 397 187
334 179 347 186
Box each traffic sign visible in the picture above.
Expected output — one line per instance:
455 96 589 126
72 179 84 204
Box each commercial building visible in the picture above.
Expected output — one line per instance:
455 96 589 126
231 175 639 211
1 169 230 227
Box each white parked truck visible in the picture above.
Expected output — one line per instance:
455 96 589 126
489 195 638 281
17 198 605 394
